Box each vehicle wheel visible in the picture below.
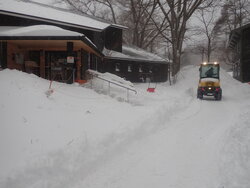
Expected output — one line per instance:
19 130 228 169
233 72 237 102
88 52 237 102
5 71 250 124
218 93 222 100
215 92 222 100
200 94 203 99
197 90 203 99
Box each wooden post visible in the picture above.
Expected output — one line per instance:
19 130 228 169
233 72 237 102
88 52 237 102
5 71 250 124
40 50 45 78
76 50 81 81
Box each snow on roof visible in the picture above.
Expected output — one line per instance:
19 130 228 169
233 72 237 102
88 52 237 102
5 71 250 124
0 0 115 31
0 25 84 37
123 45 167 62
103 45 168 64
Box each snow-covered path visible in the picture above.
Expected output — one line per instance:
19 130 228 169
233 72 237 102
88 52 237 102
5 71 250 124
74 67 250 188
0 66 249 188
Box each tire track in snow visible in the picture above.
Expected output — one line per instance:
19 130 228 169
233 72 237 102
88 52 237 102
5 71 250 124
75 67 250 188
0 83 199 188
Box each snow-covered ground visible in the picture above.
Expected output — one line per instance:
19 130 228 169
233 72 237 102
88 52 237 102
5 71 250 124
0 66 249 188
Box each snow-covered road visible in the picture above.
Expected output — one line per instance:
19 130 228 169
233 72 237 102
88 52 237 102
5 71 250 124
0 66 249 188
74 67 250 188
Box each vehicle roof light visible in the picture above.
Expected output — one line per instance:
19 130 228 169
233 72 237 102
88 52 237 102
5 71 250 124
203 62 207 65
214 61 218 64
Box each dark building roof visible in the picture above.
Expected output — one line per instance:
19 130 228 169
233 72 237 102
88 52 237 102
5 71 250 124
103 45 169 64
0 0 126 32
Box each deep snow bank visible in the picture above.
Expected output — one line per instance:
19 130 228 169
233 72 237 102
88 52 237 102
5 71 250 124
0 66 250 188
220 109 250 188
0 69 140 179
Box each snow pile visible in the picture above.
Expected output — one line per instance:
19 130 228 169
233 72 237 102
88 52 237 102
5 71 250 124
87 69 134 89
102 47 131 59
0 69 136 178
0 66 250 188
85 70 136 102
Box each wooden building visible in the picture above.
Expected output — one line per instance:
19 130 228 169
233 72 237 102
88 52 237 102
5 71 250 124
0 0 169 83
229 23 250 83
0 25 103 83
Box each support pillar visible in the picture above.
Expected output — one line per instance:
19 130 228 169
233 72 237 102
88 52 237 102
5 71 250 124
40 50 45 78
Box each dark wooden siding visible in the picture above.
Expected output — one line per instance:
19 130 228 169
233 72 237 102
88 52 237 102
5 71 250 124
103 58 168 82
0 42 7 68
93 32 105 51
241 27 250 82
231 25 250 83
81 49 89 80
104 27 122 52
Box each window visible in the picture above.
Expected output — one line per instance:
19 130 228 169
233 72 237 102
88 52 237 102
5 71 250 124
115 63 120 72
128 64 132 72
15 53 24 64
200 64 219 79
149 66 153 73
139 65 143 73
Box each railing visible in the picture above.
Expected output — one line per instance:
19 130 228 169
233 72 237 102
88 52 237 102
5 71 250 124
87 70 137 102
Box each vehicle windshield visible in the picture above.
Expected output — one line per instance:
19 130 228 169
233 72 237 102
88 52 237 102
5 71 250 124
200 64 219 79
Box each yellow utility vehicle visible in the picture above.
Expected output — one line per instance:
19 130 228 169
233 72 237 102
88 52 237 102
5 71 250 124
197 62 222 100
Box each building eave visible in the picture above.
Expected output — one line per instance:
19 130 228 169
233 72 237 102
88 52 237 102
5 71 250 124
0 10 106 32
0 36 104 57
104 56 168 64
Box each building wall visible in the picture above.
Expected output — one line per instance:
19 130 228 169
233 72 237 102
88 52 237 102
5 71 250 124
232 38 242 81
104 27 122 52
3 40 102 83
0 42 7 68
232 28 250 83
7 42 25 71
103 59 168 82
241 27 250 82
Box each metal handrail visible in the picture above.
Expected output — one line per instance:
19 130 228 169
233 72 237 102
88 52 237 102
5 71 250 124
87 71 137 101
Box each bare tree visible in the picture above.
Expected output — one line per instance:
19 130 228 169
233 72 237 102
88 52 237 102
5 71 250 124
213 0 250 66
92 0 118 23
58 0 120 23
58 0 164 52
196 7 218 62
192 43 206 62
121 0 167 51
226 0 250 29
214 0 250 37
156 0 212 81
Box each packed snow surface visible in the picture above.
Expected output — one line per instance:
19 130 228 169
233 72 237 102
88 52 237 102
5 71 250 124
0 66 250 188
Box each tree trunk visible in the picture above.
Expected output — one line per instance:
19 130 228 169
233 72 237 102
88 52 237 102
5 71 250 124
207 37 211 62
171 40 181 77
